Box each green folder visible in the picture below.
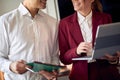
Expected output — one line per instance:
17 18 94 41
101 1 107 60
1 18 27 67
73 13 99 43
26 61 65 72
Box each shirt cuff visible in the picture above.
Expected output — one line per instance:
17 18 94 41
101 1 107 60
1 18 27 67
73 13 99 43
3 61 15 74
109 57 119 65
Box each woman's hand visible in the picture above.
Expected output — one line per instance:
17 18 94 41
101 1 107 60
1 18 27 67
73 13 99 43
76 42 92 56
116 51 120 57
102 51 120 64
104 54 118 62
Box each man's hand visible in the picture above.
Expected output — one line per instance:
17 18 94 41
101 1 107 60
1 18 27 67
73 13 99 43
10 60 29 74
39 70 57 80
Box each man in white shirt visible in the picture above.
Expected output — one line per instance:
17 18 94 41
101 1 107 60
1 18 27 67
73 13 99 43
0 0 59 80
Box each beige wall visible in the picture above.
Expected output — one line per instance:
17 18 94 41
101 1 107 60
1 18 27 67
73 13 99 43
0 0 22 16
0 0 60 20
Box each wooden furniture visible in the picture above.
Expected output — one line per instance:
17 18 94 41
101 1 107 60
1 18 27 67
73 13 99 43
0 71 4 80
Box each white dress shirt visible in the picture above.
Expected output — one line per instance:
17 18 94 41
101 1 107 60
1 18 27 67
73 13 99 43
0 3 59 80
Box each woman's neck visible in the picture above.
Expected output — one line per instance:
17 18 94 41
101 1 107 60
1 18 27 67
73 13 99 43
78 8 92 17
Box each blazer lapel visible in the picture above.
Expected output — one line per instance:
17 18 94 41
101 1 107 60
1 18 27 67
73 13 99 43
69 12 84 45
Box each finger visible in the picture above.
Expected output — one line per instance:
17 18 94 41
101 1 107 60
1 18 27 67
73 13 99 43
117 51 120 56
16 61 28 74
25 65 32 69
10 62 19 74
39 70 56 80
104 54 118 61
104 54 113 58
50 77 57 80
82 43 92 50
18 60 26 64
52 70 58 76
80 50 87 53
103 54 113 60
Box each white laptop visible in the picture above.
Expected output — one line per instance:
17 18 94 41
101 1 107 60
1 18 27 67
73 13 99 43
72 22 120 60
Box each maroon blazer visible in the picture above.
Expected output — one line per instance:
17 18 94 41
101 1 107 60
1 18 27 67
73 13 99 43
58 11 114 80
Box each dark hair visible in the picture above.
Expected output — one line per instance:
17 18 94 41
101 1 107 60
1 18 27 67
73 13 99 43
92 0 103 12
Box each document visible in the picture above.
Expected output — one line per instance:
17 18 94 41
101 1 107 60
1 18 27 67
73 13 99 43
26 61 65 72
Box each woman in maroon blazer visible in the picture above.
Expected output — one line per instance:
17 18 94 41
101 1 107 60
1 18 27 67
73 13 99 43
58 0 120 80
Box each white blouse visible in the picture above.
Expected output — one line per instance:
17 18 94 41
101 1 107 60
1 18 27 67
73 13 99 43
77 11 92 42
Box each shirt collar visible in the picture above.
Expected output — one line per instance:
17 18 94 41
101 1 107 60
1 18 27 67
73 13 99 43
18 3 45 18
18 3 44 18
18 3 31 16
77 11 92 24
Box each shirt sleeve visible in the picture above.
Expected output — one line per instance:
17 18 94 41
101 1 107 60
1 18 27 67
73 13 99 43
51 38 59 65
0 17 14 74
51 22 60 65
